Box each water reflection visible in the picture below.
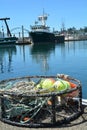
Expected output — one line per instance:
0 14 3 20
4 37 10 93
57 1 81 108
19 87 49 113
30 43 56 72
0 41 87 98
0 46 16 73
65 40 87 50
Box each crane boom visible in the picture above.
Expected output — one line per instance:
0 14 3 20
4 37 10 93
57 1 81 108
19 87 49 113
0 17 12 37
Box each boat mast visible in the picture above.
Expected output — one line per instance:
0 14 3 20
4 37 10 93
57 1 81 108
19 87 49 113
38 10 48 26
0 18 12 37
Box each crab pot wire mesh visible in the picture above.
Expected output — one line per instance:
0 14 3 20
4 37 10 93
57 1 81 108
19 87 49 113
0 74 82 128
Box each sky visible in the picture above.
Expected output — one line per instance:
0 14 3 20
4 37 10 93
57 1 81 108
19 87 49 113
0 0 87 33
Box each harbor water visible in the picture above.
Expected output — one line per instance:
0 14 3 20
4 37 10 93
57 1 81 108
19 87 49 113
0 41 87 99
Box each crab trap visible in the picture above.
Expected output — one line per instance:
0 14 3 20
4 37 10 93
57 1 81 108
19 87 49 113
0 74 82 127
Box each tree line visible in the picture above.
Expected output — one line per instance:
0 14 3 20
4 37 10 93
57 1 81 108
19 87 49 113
61 26 87 35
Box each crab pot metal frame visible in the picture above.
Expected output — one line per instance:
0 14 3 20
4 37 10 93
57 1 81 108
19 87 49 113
0 75 82 128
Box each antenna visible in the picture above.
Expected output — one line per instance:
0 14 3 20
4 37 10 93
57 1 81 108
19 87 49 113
38 9 48 26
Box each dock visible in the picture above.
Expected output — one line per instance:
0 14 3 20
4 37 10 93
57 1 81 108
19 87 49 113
16 37 32 45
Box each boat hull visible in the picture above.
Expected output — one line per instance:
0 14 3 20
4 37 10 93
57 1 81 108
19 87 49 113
0 37 18 45
55 35 65 43
29 31 55 44
30 31 65 44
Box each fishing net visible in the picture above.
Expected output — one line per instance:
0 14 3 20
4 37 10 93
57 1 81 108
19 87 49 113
0 74 82 127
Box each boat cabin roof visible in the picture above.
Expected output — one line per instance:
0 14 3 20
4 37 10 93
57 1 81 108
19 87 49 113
30 25 50 31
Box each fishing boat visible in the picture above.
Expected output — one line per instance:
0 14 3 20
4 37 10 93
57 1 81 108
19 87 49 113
0 36 18 45
29 11 55 44
0 18 18 45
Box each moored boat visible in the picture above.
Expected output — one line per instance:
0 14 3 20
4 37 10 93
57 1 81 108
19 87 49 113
0 36 18 45
54 33 65 43
0 18 18 45
29 11 55 44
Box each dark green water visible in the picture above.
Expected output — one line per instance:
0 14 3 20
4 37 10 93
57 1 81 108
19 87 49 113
0 41 87 98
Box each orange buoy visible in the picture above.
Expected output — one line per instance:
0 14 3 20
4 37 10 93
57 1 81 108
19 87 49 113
47 100 52 105
23 117 30 121
67 82 79 97
69 82 77 88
